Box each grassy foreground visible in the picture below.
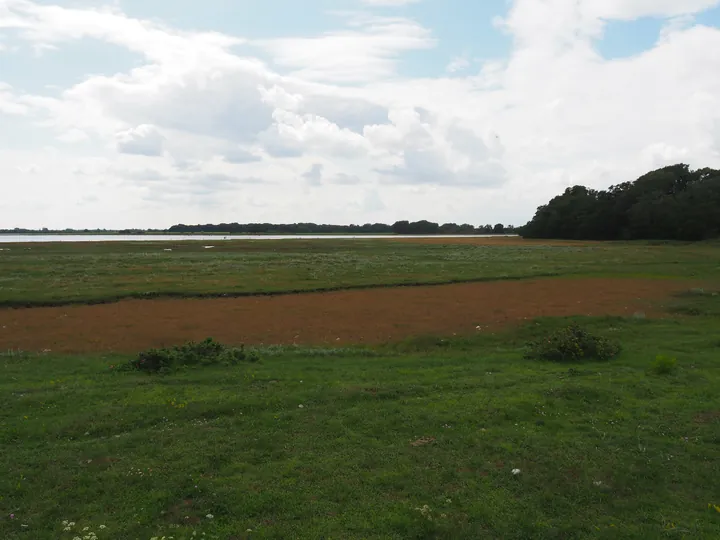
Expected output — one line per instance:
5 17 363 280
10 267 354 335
0 239 719 306
2 310 720 539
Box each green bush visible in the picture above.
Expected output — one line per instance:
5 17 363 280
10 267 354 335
651 355 678 375
525 325 621 362
125 338 259 374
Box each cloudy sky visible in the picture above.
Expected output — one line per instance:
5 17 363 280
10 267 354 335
1 0 720 229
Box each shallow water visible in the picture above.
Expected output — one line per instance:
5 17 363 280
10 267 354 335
0 234 514 243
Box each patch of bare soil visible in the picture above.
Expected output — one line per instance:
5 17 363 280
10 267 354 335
694 411 720 424
0 278 689 354
410 437 436 447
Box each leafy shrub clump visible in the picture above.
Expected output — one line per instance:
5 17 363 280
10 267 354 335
525 325 621 362
651 355 678 375
125 338 259 374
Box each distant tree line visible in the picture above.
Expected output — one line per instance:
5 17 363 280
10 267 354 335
167 222 392 234
167 221 514 235
0 222 515 236
521 164 720 241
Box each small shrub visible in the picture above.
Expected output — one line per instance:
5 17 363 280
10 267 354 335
651 355 677 375
525 325 621 362
125 338 258 374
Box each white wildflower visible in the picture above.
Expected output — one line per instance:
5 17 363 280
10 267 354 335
99 525 106 529
62 520 69 526
206 514 214 519
512 468 521 475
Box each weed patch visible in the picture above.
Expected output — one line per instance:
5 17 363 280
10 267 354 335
123 338 258 374
525 324 621 362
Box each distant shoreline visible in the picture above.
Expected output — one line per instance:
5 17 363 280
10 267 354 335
0 232 515 237
1 220 516 237
1 231 395 236
0 233 520 244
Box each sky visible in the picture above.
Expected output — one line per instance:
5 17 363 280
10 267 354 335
1 0 720 229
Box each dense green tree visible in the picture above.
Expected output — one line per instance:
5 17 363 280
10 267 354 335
391 220 441 235
522 164 720 241
439 223 461 234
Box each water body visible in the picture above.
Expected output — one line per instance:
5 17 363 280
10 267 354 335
0 234 516 244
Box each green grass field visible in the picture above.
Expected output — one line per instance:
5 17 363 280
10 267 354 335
0 239 718 305
1 240 719 539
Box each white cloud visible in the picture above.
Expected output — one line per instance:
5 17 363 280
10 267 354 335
222 146 262 164
583 0 720 20
446 55 471 73
16 163 39 174
361 188 386 212
115 124 165 156
1 0 720 229
302 163 324 186
640 142 692 170
256 14 435 82
0 83 29 115
501 0 720 49
0 0 244 64
369 108 507 186
259 107 371 159
333 173 362 185
57 128 89 143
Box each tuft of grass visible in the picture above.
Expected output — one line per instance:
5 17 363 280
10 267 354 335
650 354 678 375
668 288 720 318
392 334 455 353
669 305 705 316
248 344 381 358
